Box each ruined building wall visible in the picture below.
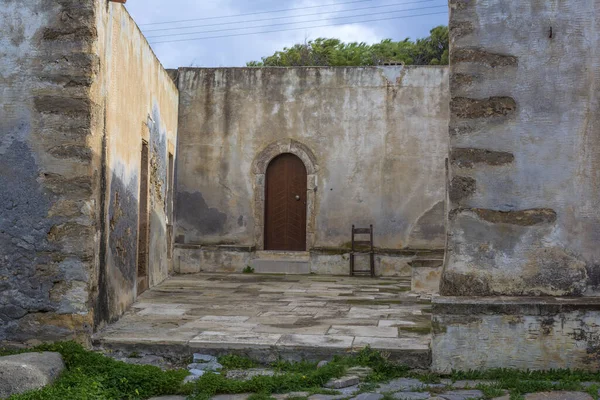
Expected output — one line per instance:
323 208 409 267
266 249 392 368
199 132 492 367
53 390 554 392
442 0 600 297
175 67 449 275
94 3 179 325
0 0 178 343
432 0 600 372
0 0 102 342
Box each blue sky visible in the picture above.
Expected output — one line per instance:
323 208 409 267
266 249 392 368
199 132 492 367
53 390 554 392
126 0 448 68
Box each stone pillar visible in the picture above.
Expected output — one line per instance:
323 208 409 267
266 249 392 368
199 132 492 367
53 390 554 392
0 0 103 343
433 0 600 372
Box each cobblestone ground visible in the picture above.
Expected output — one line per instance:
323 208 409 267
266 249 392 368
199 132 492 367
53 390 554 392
95 273 431 364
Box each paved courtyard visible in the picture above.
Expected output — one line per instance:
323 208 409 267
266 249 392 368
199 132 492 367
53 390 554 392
94 273 431 366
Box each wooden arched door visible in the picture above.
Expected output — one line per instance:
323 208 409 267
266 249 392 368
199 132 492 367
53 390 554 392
264 153 307 251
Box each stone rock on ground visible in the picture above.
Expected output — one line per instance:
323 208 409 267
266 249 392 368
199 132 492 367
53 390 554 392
437 390 484 400
523 393 594 400
325 375 360 389
273 391 311 399
226 368 275 380
308 394 347 400
188 361 223 371
211 394 252 400
317 360 329 368
350 393 383 400
376 378 425 392
0 352 65 399
392 393 430 400
194 353 217 363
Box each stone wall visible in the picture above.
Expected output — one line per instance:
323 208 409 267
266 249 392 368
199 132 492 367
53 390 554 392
0 0 102 342
94 2 179 326
442 0 600 296
174 67 449 274
0 0 178 343
433 0 600 372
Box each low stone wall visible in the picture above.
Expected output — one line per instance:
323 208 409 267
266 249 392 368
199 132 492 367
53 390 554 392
174 245 442 277
432 297 600 372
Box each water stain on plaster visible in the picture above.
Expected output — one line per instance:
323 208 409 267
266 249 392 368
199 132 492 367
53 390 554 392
177 191 227 235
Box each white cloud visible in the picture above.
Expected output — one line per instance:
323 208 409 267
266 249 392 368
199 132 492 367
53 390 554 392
124 0 447 68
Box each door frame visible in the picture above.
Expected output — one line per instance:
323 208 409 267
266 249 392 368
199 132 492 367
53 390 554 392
252 139 318 251
264 153 308 251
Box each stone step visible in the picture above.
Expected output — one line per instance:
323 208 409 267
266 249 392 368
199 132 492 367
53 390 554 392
254 251 310 260
250 258 310 274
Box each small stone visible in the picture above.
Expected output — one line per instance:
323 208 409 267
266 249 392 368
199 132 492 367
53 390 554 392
0 352 65 399
274 392 311 399
350 393 384 400
226 368 275 380
392 393 430 400
193 353 217 363
308 395 346 400
317 360 329 368
211 394 252 400
347 367 373 379
188 361 222 371
376 378 424 393
524 393 593 400
337 384 361 396
189 369 206 376
325 375 360 389
184 374 201 384
438 390 484 400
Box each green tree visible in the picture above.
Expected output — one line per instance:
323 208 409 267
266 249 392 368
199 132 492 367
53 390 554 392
246 26 448 67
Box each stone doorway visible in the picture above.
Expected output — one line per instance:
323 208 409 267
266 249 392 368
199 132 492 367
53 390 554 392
265 153 307 251
137 141 150 295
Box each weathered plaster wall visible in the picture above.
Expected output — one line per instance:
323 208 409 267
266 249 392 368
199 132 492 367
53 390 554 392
432 297 600 372
0 0 178 343
94 3 179 325
175 67 449 272
442 0 600 296
0 0 102 342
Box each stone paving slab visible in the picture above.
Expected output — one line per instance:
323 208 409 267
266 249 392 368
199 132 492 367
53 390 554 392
93 273 430 366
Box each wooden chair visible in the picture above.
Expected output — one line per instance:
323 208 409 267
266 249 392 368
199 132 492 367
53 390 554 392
350 224 375 277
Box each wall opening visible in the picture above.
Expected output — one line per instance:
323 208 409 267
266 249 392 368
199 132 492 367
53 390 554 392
137 140 150 295
264 153 307 251
166 152 174 259
252 139 318 251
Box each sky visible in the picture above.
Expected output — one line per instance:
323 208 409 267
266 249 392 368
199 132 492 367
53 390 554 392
125 0 448 68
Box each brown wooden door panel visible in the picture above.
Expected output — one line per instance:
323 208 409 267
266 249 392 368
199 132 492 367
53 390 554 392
265 153 307 251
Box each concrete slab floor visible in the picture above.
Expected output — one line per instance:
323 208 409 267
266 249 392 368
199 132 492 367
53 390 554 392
93 273 432 367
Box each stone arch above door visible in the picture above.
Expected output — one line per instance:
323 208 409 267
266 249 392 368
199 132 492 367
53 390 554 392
252 139 319 251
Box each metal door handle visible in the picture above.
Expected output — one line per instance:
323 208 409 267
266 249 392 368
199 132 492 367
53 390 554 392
295 195 300 201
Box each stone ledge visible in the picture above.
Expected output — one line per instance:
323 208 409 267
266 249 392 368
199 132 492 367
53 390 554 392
175 244 256 252
433 296 600 315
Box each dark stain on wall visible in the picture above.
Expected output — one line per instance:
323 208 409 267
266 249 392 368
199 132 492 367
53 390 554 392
0 141 56 340
451 48 518 68
450 148 514 168
451 97 517 119
107 176 139 286
449 176 476 202
470 208 557 226
177 191 227 235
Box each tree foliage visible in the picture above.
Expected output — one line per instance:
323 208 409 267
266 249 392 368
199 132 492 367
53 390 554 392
247 26 448 67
